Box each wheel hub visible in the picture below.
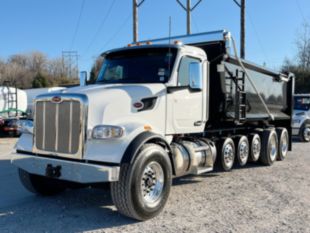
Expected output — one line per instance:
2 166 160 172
252 138 261 159
239 141 248 162
269 134 277 161
141 161 164 207
223 144 234 167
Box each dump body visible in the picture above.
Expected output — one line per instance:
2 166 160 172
192 40 293 129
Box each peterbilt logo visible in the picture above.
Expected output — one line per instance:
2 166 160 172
51 96 62 103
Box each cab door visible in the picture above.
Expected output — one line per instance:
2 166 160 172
166 56 206 134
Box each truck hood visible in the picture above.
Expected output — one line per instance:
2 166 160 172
60 84 166 128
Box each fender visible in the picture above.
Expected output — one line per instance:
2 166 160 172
121 131 176 174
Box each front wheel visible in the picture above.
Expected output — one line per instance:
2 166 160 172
111 144 172 221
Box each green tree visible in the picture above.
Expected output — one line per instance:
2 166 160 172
32 73 48 88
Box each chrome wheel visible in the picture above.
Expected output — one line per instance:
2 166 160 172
223 143 234 169
281 133 288 157
252 136 261 161
269 133 278 162
239 140 249 165
141 161 164 208
303 127 310 142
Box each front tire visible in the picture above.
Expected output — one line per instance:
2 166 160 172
111 144 172 221
18 168 66 196
300 124 310 142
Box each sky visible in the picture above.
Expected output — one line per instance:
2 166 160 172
0 0 309 73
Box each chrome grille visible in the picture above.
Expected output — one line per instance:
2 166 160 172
34 98 83 157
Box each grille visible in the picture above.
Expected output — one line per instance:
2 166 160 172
34 99 82 156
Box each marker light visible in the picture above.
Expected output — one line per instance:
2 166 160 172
92 125 124 139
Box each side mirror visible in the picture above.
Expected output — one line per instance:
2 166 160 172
189 62 202 91
80 71 88 86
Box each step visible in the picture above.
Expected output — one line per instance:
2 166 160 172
192 166 214 175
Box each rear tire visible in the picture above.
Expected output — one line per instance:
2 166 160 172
235 136 249 166
259 129 278 166
111 144 172 221
219 138 235 171
276 128 289 161
18 168 66 196
249 133 261 162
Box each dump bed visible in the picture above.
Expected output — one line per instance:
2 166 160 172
192 36 294 127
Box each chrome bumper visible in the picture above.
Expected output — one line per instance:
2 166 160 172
11 153 120 183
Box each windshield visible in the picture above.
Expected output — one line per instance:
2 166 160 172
96 47 177 84
294 96 310 111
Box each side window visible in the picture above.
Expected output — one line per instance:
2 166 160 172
178 56 200 86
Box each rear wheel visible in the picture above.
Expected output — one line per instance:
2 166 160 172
111 144 172 221
259 129 278 166
18 168 66 196
249 133 261 162
236 136 249 166
277 128 289 161
219 138 235 171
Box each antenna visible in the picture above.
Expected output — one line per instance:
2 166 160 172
168 16 172 74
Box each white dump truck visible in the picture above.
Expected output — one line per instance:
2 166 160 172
12 30 294 220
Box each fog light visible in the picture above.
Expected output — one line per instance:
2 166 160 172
92 125 124 139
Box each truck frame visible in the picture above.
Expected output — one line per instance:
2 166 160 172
12 30 294 220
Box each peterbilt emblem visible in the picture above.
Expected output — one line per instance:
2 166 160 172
51 96 62 103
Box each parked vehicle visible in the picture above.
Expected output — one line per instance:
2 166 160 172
12 30 294 220
292 94 310 142
0 85 27 136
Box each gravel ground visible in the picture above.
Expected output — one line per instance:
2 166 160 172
0 138 309 233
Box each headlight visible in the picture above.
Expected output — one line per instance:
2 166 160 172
17 120 34 134
92 125 124 139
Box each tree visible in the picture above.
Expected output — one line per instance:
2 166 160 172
89 56 104 84
282 23 310 93
32 73 48 88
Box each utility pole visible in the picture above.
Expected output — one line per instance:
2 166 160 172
176 0 202 35
233 0 246 59
133 0 146 43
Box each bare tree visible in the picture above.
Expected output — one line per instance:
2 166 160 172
296 22 310 70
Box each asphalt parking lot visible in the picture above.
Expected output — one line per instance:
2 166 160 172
0 138 309 233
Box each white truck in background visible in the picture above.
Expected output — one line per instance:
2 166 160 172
292 94 310 142
11 30 294 220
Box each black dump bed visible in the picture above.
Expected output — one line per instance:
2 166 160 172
191 39 294 129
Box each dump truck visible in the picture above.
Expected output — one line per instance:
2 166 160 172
12 30 294 220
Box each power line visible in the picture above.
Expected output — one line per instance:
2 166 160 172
247 12 268 64
295 0 306 22
82 0 117 56
97 13 131 55
70 0 86 50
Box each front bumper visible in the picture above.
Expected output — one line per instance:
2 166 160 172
11 153 120 183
